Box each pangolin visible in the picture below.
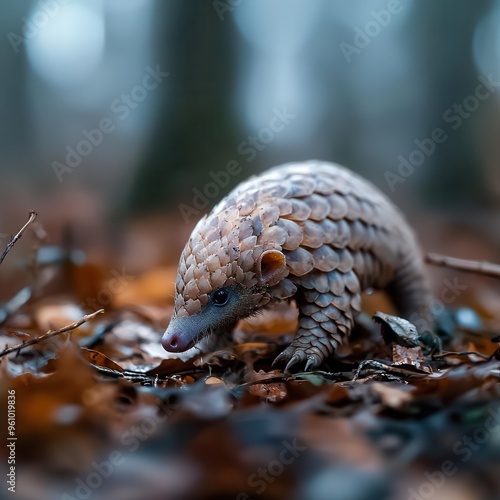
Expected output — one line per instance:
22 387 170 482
162 160 432 371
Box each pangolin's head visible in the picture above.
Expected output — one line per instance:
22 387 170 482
162 204 290 353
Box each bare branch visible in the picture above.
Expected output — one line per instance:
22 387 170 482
426 252 500 279
432 350 492 361
0 210 38 266
0 309 104 358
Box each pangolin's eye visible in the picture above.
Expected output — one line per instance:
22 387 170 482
212 288 229 306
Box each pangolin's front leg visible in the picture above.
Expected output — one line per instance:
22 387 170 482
274 269 362 372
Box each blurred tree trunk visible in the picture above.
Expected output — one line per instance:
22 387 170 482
127 0 243 215
411 0 493 208
0 4 35 183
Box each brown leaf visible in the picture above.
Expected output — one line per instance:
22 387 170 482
81 347 125 371
146 357 198 377
247 383 287 402
371 382 414 409
373 311 421 347
392 344 431 373
112 266 177 307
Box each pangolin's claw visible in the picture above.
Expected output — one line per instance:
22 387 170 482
304 356 320 372
272 347 294 367
284 353 305 373
274 345 325 372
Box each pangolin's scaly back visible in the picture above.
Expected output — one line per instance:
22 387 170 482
173 160 425 320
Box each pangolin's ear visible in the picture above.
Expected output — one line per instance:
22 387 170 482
256 249 287 286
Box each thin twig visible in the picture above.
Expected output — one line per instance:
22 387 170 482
426 252 500 279
352 359 429 381
90 364 185 385
0 309 104 358
432 350 492 361
238 375 290 387
0 211 37 266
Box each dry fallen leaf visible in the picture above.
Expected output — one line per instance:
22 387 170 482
373 311 421 347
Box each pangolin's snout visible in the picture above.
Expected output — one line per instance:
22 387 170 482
161 332 180 352
161 329 191 352
161 317 198 353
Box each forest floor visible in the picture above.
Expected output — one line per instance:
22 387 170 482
1 211 499 500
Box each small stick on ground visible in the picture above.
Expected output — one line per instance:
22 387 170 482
426 252 500 279
0 210 37 266
432 350 492 361
0 309 104 358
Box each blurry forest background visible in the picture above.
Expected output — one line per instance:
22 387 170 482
1 2 500 499
1 0 499 282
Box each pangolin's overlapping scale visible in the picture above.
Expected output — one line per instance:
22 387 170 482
288 175 317 197
327 271 345 296
258 183 291 200
286 247 315 276
362 225 377 251
352 251 366 280
314 292 334 308
337 249 354 273
236 198 257 217
323 304 342 322
276 198 293 216
327 193 349 220
270 278 297 300
287 199 312 221
313 177 337 195
299 316 317 330
358 197 377 225
330 293 351 314
308 219 350 250
303 194 331 221
238 218 254 241
301 303 320 316
342 270 360 294
310 246 339 272
315 219 334 244
277 218 303 251
257 225 288 247
301 270 329 293
303 289 319 302
240 249 254 272
300 220 326 249
348 220 367 251
351 293 362 313
343 195 363 221
260 205 281 227
240 235 257 252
